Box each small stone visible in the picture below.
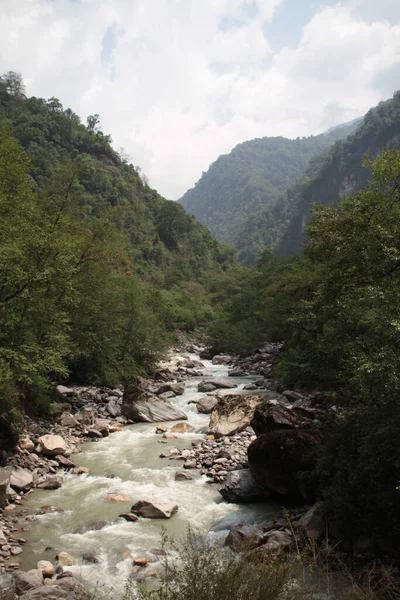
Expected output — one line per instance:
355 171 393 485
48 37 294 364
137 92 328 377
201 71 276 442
133 558 148 567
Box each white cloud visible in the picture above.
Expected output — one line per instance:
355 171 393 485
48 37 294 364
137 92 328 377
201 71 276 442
0 0 399 199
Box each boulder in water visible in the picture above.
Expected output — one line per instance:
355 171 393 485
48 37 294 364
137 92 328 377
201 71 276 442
122 390 188 423
170 422 195 433
131 499 178 519
196 395 218 414
10 467 33 491
219 470 265 503
209 395 263 438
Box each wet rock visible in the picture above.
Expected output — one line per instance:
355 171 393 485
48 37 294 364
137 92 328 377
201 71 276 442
156 383 185 396
94 419 110 437
225 524 263 550
56 552 76 567
196 396 218 414
105 494 131 503
11 546 23 556
72 520 107 534
19 577 85 599
10 468 33 492
71 466 89 475
87 429 102 438
247 430 320 499
81 553 99 564
198 382 217 393
175 471 193 481
209 395 263 438
201 379 238 390
131 499 178 519
123 390 188 423
219 470 265 503
212 355 234 365
37 561 55 578
133 558 148 567
294 502 325 540
155 425 167 434
36 435 68 457
0 466 12 507
170 422 195 433
36 477 63 490
228 370 247 377
119 513 139 522
162 433 178 439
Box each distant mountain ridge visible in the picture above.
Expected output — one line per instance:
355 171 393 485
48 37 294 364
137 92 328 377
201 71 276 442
179 121 359 265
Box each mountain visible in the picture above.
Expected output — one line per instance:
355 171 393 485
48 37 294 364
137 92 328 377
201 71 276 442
179 122 359 265
277 91 400 255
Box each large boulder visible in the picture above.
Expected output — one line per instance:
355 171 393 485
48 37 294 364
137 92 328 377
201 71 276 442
170 422 195 433
196 395 218 414
247 430 320 499
123 390 187 422
13 570 43 595
212 355 234 365
199 379 237 390
0 466 12 507
60 412 79 428
37 435 68 457
131 499 178 519
10 467 33 491
295 502 326 540
225 524 263 550
219 470 265 503
19 577 85 600
209 395 263 438
106 400 121 418
251 402 312 436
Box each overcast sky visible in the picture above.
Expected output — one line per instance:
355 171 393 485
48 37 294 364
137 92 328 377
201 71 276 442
1 0 400 199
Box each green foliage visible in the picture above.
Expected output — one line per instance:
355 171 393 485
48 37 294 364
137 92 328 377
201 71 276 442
277 90 400 255
179 125 358 265
0 75 236 442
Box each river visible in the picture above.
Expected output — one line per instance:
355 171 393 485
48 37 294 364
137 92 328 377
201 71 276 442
19 354 279 597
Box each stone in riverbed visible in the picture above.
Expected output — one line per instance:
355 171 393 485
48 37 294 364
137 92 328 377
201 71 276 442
36 476 63 490
55 455 75 469
209 395 263 438
219 470 265 503
119 513 139 522
131 499 178 519
198 382 217 393
156 383 185 396
72 520 107 534
56 551 76 567
170 422 195 433
10 467 33 492
37 561 55 578
225 524 264 550
175 471 193 481
60 412 79 428
196 395 218 414
0 573 15 600
106 400 121 418
122 390 188 423
13 570 43 595
36 435 68 457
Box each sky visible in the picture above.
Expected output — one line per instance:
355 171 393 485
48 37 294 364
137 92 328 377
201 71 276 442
0 0 400 199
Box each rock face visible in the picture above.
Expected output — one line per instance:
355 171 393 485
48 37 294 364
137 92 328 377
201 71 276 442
196 395 218 414
123 390 188 423
251 402 312 437
247 429 320 499
36 435 68 457
10 467 33 491
209 395 263 438
219 470 265 503
0 466 12 508
131 499 178 519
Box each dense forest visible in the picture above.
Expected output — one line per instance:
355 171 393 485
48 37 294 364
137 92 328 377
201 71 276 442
179 122 359 265
0 72 236 448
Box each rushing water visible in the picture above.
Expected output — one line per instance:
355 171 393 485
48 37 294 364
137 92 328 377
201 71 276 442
20 355 279 597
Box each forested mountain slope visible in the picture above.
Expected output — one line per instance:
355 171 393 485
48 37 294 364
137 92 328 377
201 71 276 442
277 91 400 255
0 72 235 446
179 123 358 265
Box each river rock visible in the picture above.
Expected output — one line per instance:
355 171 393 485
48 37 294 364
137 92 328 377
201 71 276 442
55 455 75 469
225 524 263 550
10 467 33 491
262 530 293 554
294 502 325 540
251 402 312 437
201 379 237 390
81 553 99 564
209 395 263 438
212 355 234 365
13 570 43 595
88 429 102 438
119 513 139 522
106 400 121 418
131 499 178 519
196 395 218 414
56 385 74 397
56 552 76 567
0 466 12 507
36 435 68 457
60 412 79 428
72 520 107 534
0 573 15 600
156 383 185 396
155 425 167 434
219 470 265 503
228 370 247 377
36 476 63 490
19 435 35 452
106 494 130 502
122 390 188 423
170 422 195 433
175 471 193 481
198 382 217 393
247 430 320 499
37 561 55 578
19 577 84 600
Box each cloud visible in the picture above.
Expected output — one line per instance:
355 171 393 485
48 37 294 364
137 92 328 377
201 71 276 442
0 0 399 199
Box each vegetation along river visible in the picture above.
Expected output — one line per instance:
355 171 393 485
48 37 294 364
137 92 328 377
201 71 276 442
19 353 279 598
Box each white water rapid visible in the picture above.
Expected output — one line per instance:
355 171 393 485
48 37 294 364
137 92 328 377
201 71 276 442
20 355 279 597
